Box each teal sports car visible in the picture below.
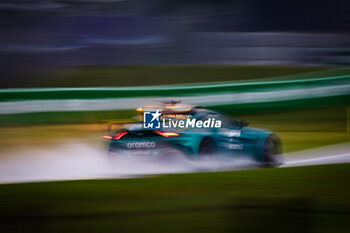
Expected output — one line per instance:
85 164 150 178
105 102 283 167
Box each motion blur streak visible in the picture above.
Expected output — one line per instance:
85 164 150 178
0 142 257 183
283 142 350 167
1 82 350 114
1 142 350 184
285 153 350 165
1 73 349 93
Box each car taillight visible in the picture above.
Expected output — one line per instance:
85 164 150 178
101 135 112 140
114 132 127 140
153 131 179 137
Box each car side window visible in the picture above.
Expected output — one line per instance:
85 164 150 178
199 114 239 128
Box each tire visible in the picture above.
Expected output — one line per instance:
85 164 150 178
198 137 217 157
158 150 186 163
262 135 283 167
108 150 126 163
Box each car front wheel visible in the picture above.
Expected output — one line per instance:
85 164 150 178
198 137 217 158
263 135 283 167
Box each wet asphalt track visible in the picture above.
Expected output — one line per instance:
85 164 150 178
0 142 350 184
282 142 350 167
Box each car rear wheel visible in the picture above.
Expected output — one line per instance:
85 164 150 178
108 151 125 162
263 135 283 167
198 138 217 158
158 150 186 163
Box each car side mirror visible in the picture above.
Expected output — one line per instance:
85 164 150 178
239 120 249 127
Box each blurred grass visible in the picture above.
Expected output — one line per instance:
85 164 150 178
7 65 333 88
279 132 350 152
0 124 105 152
238 106 347 132
0 110 136 126
1 164 350 233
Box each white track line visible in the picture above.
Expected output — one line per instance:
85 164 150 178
285 153 350 166
2 83 350 114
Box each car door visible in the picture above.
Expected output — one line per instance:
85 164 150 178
206 114 257 157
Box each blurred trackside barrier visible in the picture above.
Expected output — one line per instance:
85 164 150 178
0 75 349 115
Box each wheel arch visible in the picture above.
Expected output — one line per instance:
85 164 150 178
195 136 218 156
255 133 283 162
